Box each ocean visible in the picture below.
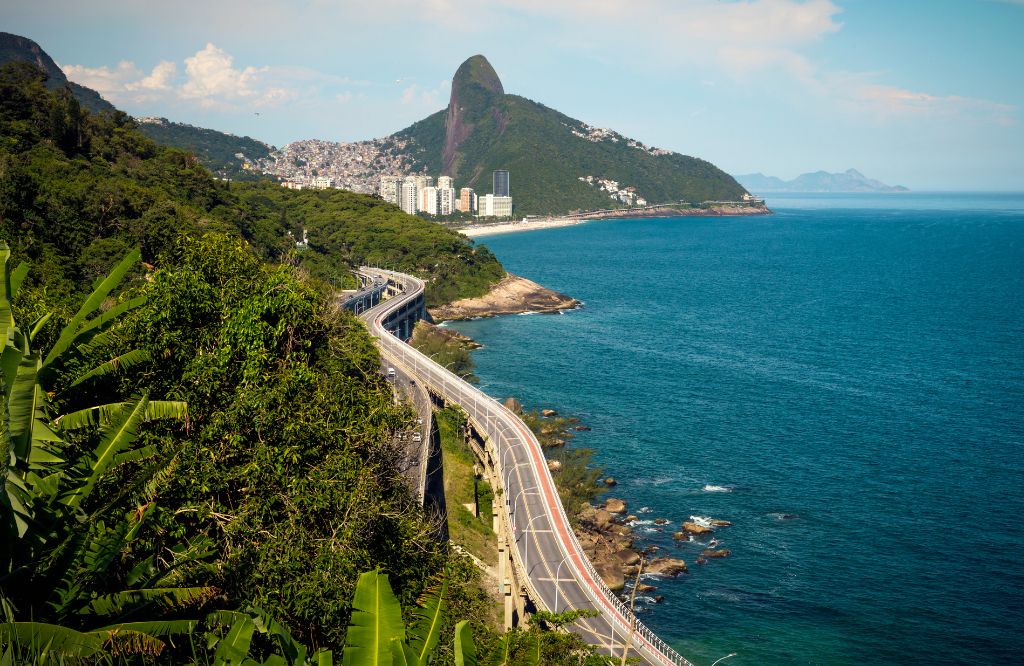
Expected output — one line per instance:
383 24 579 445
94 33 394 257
445 193 1024 665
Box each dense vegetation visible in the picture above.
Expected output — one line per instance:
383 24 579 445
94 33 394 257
0 61 503 311
136 118 275 181
395 55 747 216
0 60 518 663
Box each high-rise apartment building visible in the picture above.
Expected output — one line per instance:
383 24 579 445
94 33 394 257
457 188 476 213
379 175 401 204
492 170 510 197
399 178 418 215
438 188 456 216
419 186 437 213
414 175 434 190
437 175 454 190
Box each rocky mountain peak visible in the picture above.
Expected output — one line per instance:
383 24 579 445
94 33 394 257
443 55 505 176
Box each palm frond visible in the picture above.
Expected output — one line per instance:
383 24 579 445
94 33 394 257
42 248 141 371
69 350 153 388
87 586 217 618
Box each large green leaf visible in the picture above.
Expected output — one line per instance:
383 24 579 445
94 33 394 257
453 621 476 666
57 399 188 431
66 396 150 509
41 247 142 371
68 349 153 388
489 634 511 666
407 576 448 666
87 586 216 618
0 621 105 658
212 613 257 666
342 570 407 666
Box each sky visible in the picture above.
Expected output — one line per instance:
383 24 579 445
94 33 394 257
4 0 1023 190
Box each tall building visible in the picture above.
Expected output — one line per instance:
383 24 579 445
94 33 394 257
414 175 434 190
477 194 513 218
457 187 476 213
399 178 418 215
421 187 439 215
379 175 401 204
419 186 438 213
437 175 454 190
438 187 456 216
492 170 510 197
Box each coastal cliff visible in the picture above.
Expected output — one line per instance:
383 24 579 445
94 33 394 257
429 273 579 321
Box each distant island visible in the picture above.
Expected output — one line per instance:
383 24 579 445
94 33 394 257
734 168 909 193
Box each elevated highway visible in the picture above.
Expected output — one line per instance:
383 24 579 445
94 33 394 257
358 267 695 666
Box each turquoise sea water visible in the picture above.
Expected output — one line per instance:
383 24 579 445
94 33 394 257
447 193 1024 665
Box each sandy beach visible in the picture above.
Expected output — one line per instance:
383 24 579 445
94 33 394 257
457 217 589 238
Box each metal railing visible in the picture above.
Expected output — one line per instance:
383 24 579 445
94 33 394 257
360 268 695 666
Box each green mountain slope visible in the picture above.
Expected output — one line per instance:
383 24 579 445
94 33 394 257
136 116 275 180
396 55 747 216
0 31 116 114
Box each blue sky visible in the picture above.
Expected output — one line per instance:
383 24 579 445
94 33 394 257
5 0 1023 189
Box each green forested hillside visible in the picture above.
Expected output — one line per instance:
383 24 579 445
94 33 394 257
0 62 503 308
395 55 746 216
0 59 508 662
136 117 275 180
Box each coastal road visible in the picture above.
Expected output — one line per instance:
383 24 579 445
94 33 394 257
359 268 695 666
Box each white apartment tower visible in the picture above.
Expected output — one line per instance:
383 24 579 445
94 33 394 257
399 177 418 215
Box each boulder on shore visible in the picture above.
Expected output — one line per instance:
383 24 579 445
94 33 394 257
541 408 558 417
547 460 562 472
682 521 713 535
605 498 627 514
595 562 625 592
654 518 669 525
615 549 641 566
594 509 614 528
701 548 731 559
574 425 592 431
504 397 523 414
710 519 732 527
603 477 617 487
636 583 657 593
647 558 688 576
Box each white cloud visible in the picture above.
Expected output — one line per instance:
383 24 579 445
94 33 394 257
61 44 317 111
850 83 1016 125
400 80 450 110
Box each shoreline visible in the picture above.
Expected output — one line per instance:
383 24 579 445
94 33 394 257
458 204 771 238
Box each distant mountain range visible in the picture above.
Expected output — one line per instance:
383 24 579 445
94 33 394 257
734 169 909 193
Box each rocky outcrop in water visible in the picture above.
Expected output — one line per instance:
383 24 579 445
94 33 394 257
429 274 579 321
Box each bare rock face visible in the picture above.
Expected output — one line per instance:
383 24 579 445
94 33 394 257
605 498 627 514
594 509 614 528
429 274 579 321
647 558 688 576
443 55 504 176
615 549 641 566
595 562 625 592
682 521 713 535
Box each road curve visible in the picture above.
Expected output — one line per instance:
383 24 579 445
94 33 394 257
358 268 695 666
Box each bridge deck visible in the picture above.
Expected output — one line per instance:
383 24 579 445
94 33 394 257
358 267 695 666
